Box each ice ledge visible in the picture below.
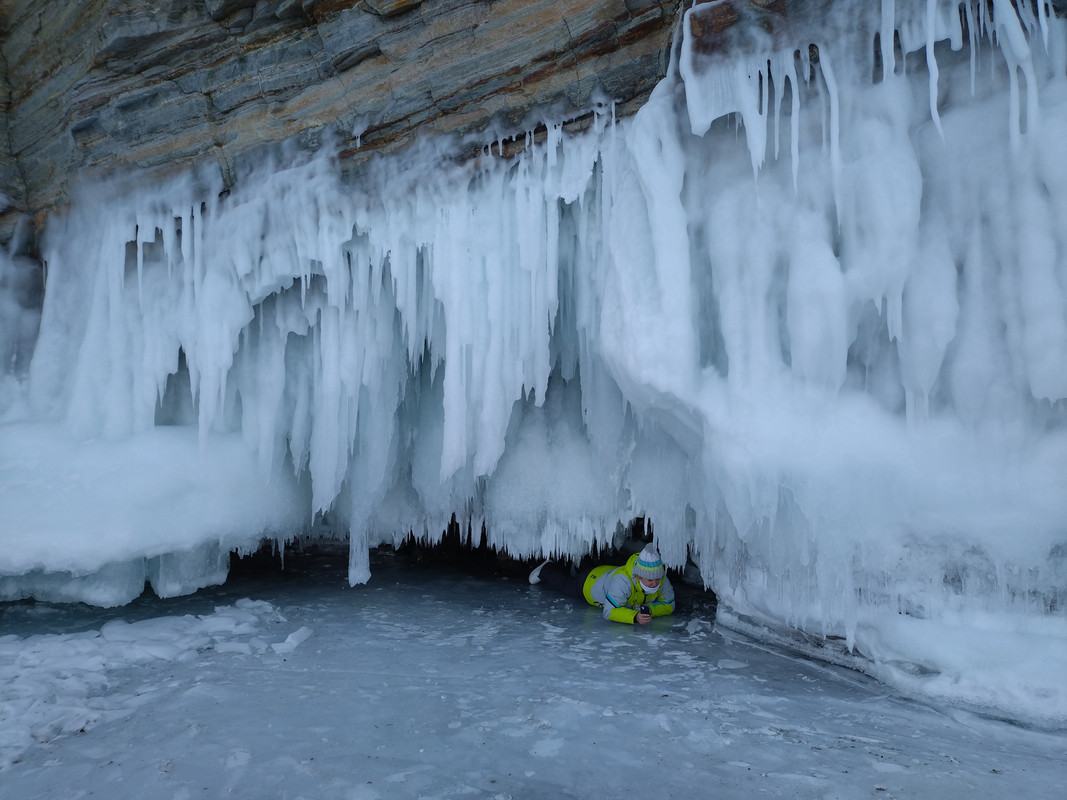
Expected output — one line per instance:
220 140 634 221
0 422 306 604
716 607 1067 732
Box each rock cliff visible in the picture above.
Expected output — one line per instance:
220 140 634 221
0 0 683 244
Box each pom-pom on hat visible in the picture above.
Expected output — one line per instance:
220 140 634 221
633 544 665 581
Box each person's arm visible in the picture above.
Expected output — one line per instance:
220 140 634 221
601 572 641 624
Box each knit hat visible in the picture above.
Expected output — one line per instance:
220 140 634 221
633 544 665 581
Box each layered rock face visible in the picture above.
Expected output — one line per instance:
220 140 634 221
0 0 682 241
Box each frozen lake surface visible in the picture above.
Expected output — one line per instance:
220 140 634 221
2 543 1064 799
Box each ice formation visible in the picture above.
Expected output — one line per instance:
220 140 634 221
1 0 1066 725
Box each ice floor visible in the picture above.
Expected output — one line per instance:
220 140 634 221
2 543 1064 800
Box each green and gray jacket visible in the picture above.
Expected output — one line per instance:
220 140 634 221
582 552 676 624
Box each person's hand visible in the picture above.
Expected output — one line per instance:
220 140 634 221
635 611 652 625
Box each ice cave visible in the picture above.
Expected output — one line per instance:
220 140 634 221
1 0 1065 727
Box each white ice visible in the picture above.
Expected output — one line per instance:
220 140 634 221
1 547 1064 798
1 0 1066 730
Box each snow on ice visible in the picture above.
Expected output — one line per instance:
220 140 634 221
1 548 1064 797
1 0 1066 729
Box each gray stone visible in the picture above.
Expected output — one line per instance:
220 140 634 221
362 0 424 18
0 0 684 236
205 0 257 22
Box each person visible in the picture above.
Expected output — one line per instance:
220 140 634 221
528 543 675 625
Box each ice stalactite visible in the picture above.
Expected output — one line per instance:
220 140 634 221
1 0 1066 725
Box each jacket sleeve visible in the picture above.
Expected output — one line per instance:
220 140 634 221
606 605 640 624
649 577 676 616
600 571 640 623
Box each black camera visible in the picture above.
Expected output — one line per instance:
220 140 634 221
638 604 650 616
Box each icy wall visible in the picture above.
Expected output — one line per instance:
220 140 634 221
1 0 1066 725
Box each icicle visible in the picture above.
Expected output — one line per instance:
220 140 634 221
818 47 842 228
547 121 562 167
779 51 801 195
881 0 896 82
966 0 978 96
926 0 946 141
135 221 145 311
348 525 370 585
991 0 1042 143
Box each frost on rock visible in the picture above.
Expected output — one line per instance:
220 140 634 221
1 0 1066 726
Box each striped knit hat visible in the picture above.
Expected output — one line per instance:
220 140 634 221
633 544 665 581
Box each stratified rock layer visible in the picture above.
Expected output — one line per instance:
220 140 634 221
0 0 682 233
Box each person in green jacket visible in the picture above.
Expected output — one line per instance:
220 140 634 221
528 543 675 625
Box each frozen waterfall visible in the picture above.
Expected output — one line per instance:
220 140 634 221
2 0 1066 727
